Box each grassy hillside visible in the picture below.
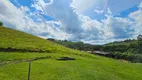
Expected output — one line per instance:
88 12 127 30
0 26 75 53
0 26 142 80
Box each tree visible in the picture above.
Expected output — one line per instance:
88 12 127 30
137 35 142 40
137 35 142 53
0 21 3 26
47 38 55 41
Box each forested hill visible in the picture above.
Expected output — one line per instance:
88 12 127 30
47 38 96 51
47 38 141 52
47 37 142 63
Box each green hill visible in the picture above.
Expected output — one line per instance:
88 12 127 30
0 26 73 53
105 40 137 46
0 26 142 80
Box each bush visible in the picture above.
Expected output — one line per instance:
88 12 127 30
103 45 128 52
108 52 142 63
138 40 142 53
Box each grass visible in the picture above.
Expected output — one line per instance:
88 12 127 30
0 53 142 80
0 26 142 80
0 26 73 53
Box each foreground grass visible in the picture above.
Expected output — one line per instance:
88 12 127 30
0 52 142 80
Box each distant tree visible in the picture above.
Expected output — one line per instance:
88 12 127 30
63 40 68 42
0 21 3 26
137 35 142 40
137 35 142 53
47 38 55 41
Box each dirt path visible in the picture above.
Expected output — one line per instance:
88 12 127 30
0 56 51 66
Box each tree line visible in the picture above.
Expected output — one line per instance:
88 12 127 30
47 35 142 63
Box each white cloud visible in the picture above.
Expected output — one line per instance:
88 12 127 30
72 0 142 16
102 15 134 39
1 0 142 45
80 15 108 40
20 6 30 12
78 11 134 41
139 2 142 8
0 0 70 40
94 9 104 14
42 0 83 35
31 0 50 13
32 0 138 41
129 2 142 37
0 0 25 30
38 21 71 40
94 0 108 14
71 0 97 13
71 0 108 14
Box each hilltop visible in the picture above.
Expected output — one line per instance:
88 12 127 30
0 26 142 80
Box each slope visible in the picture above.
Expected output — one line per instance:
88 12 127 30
0 26 142 80
0 26 72 53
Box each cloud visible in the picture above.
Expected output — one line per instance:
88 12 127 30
103 16 134 39
38 1 142 43
41 0 134 40
129 2 142 36
31 0 53 13
94 9 104 14
72 0 142 16
32 0 84 40
94 0 108 14
32 0 111 41
139 2 142 8
45 0 83 34
79 15 108 40
0 0 25 29
0 0 70 40
79 10 134 41
1 0 142 45
71 0 96 13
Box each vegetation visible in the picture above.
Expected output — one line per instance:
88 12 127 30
101 36 142 63
0 26 142 80
137 35 142 53
47 38 95 51
48 36 142 63
0 21 3 26
0 55 142 80
0 26 74 53
106 39 137 46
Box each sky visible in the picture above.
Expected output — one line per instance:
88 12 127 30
0 0 142 45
